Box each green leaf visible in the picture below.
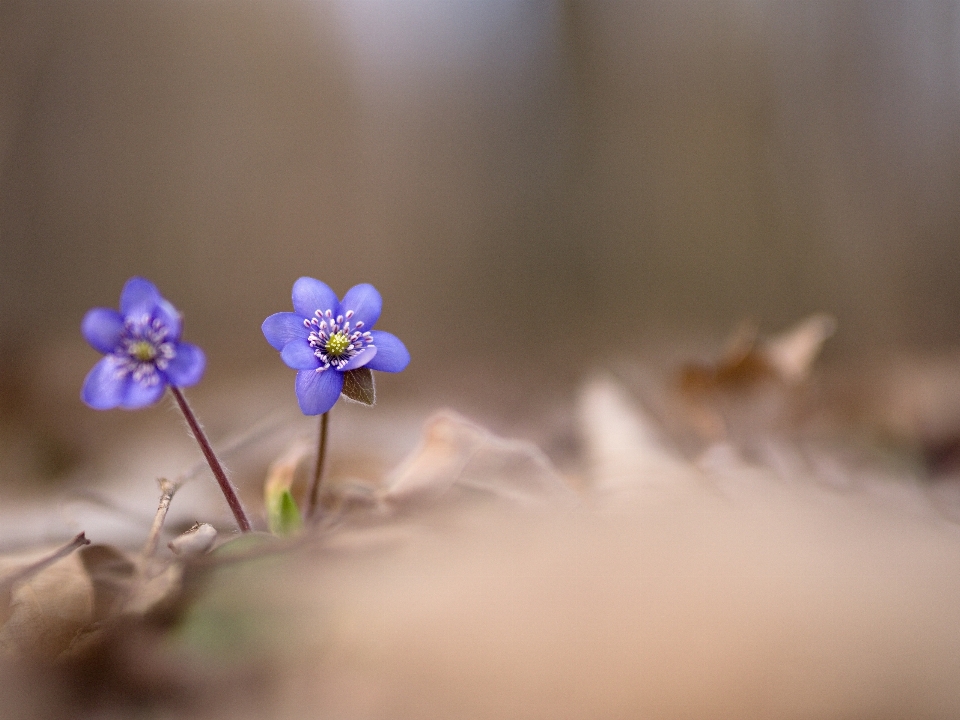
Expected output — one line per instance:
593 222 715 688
267 488 303 537
341 367 376 406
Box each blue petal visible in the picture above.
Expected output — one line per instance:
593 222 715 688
81 356 127 409
365 331 410 372
281 338 321 370
119 277 162 319
81 308 124 354
153 297 183 342
338 283 382 330
295 369 343 415
262 312 310 351
340 346 376 371
292 277 338 318
164 342 206 387
120 378 166 409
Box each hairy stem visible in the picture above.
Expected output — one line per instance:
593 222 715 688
308 411 330 519
169 386 251 532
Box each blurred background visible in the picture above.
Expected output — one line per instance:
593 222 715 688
3 0 960 497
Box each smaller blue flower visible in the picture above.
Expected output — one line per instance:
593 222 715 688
262 277 410 415
81 277 205 410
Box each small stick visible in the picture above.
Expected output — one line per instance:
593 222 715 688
0 533 91 592
307 411 330 520
141 477 177 560
169 385 252 532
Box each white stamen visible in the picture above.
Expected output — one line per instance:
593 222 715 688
114 316 178 386
305 304 376 370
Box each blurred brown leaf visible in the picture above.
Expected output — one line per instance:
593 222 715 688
680 314 835 395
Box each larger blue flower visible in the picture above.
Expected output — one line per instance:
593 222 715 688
262 277 410 415
81 277 205 409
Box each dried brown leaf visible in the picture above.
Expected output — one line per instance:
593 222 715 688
579 377 704 504
79 544 136 624
680 314 835 394
0 550 93 658
765 313 837 383
382 410 577 508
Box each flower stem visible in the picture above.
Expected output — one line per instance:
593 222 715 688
308 411 330 520
169 385 251 533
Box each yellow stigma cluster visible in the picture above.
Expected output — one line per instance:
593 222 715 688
305 307 374 371
325 332 351 358
129 340 158 362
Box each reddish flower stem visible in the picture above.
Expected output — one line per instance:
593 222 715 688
307 411 329 520
169 385 251 532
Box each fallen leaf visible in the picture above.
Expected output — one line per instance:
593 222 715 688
680 313 835 393
765 313 837 383
578 376 705 505
381 410 578 508
0 548 93 658
79 544 136 623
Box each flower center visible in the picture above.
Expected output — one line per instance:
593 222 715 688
325 332 350 358
129 340 157 362
305 309 374 371
116 316 176 385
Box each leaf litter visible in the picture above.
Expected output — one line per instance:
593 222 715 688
5 314 960 717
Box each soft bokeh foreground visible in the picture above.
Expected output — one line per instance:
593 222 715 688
4 366 960 718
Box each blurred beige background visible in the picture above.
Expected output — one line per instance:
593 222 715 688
3 1 960 481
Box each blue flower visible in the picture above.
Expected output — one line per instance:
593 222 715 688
262 277 410 415
81 277 206 409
